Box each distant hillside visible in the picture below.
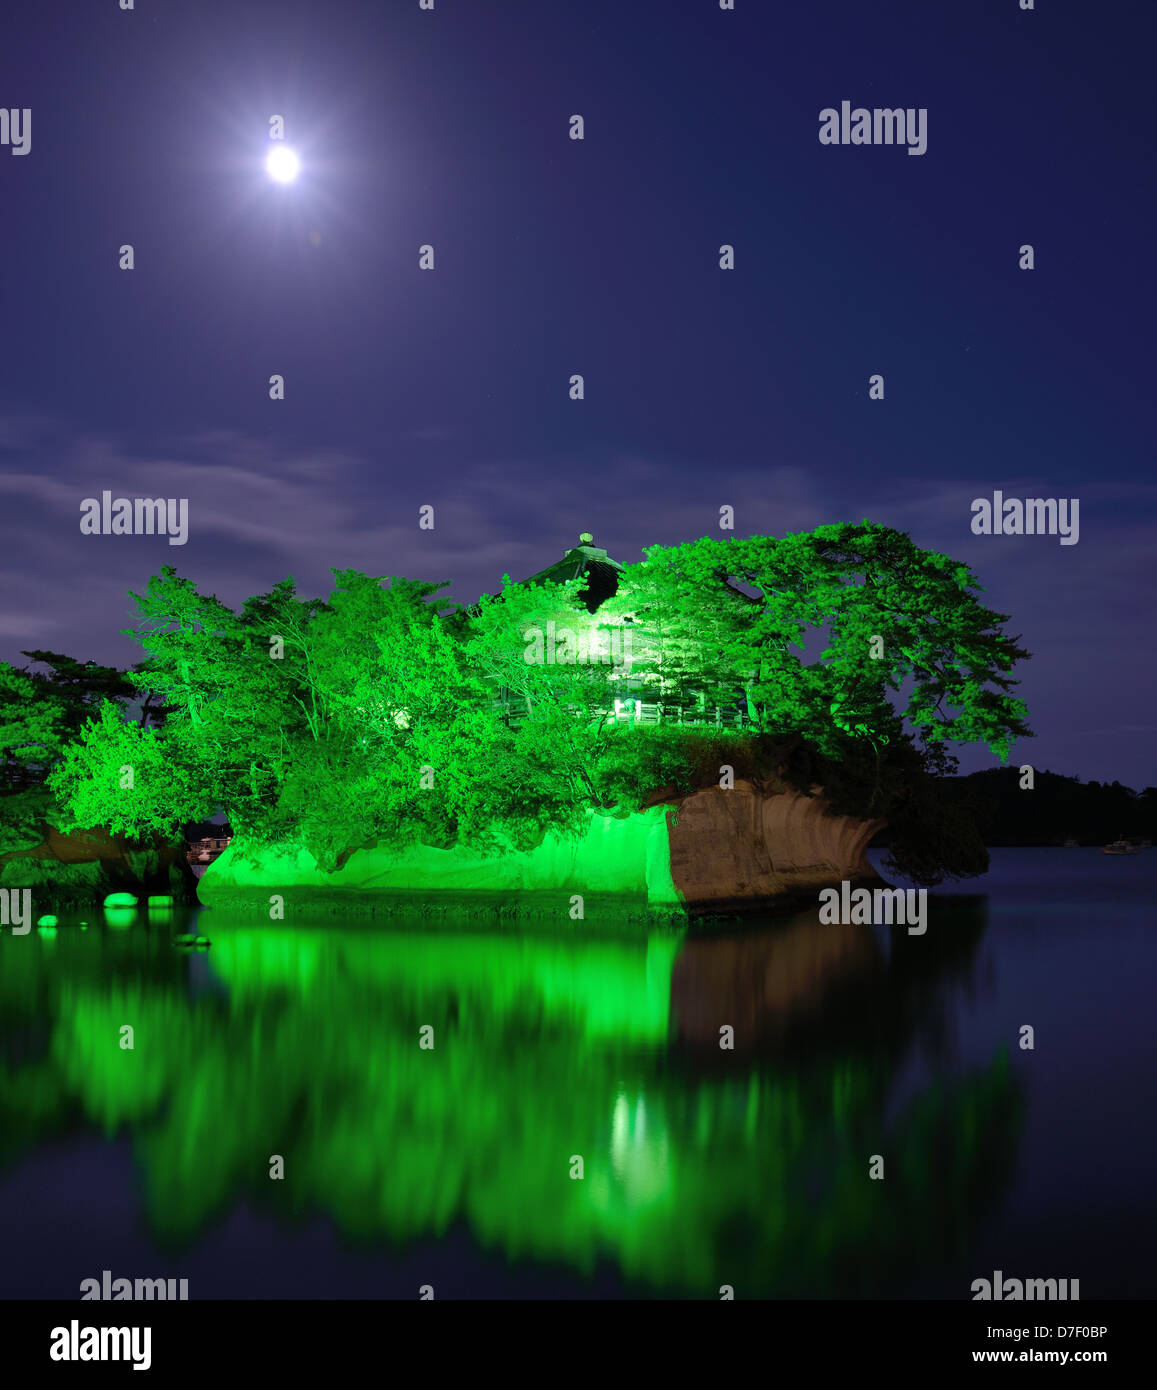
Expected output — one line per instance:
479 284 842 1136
870 768 1157 848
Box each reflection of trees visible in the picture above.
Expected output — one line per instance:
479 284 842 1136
0 902 1021 1295
0 923 186 1165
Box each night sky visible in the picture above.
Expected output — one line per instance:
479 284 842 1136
1 0 1153 785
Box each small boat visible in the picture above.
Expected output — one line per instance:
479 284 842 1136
1063 838 1079 848
1102 840 1141 855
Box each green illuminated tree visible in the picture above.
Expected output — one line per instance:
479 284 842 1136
603 523 1032 881
50 567 620 867
45 523 1032 886
1 652 137 790
0 651 149 865
621 524 1031 766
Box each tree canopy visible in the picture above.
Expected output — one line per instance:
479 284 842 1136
607 524 1031 762
41 524 1033 883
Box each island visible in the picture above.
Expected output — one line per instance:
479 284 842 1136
3 523 1033 919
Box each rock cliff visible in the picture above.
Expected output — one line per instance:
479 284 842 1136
665 779 886 911
199 778 886 917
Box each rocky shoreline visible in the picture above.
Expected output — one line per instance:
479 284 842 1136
197 780 887 921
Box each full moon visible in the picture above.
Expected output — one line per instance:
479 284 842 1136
265 145 301 183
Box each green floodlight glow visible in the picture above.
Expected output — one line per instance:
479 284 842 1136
198 802 681 908
147 895 174 906
36 914 59 927
207 926 682 1042
103 892 137 907
5 918 1022 1292
37 925 57 939
36 524 1032 895
103 908 136 930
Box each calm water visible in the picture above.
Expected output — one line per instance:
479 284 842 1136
1 849 1154 1299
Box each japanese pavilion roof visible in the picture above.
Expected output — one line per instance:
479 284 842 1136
518 532 624 613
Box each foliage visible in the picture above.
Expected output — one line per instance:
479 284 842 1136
0 651 138 791
0 651 151 853
46 700 213 840
619 524 1032 764
42 523 1034 885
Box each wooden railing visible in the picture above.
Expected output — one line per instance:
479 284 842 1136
494 697 750 730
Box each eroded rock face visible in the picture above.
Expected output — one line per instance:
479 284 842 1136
199 780 887 916
0 821 197 900
665 779 886 911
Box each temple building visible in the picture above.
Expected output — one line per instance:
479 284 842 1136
517 531 624 614
494 531 751 730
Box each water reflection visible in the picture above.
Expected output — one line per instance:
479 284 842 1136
0 900 1021 1295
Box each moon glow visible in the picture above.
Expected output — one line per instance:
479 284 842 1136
265 145 301 183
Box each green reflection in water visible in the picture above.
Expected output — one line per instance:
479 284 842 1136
0 912 1022 1295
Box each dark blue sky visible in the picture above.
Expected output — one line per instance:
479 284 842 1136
1 0 1154 784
